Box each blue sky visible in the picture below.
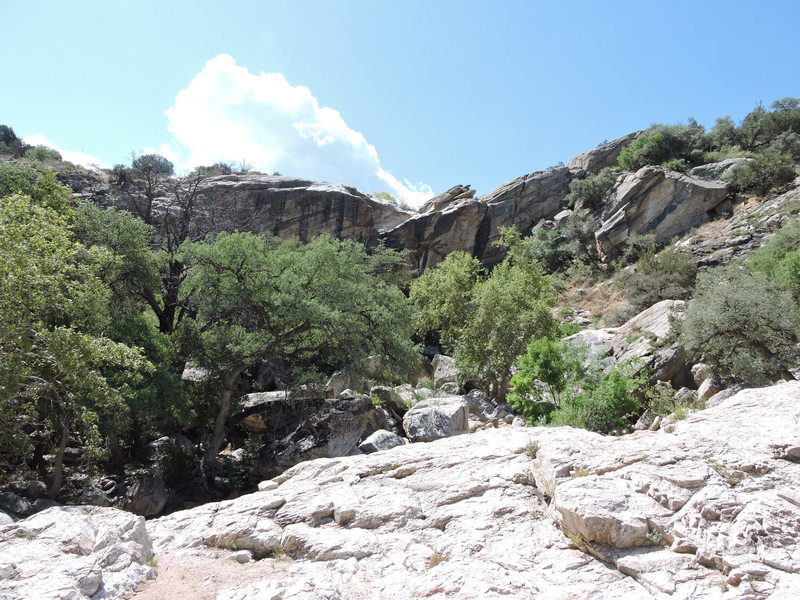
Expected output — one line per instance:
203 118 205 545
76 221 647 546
1 0 798 205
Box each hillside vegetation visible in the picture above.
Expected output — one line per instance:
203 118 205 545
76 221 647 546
0 98 798 508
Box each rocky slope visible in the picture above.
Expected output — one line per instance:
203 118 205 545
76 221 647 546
4 382 798 599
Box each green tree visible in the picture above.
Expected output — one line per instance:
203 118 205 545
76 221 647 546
507 338 582 421
617 133 669 171
680 265 800 385
25 145 62 163
410 228 556 399
179 232 418 466
0 194 151 495
409 251 483 350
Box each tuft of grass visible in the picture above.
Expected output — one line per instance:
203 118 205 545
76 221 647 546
427 552 446 568
525 440 540 459
571 468 590 478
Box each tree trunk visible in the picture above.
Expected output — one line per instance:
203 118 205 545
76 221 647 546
47 422 69 499
108 432 124 466
204 366 245 467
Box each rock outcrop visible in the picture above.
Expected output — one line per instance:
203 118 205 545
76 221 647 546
0 506 153 600
137 381 800 599
595 167 729 260
195 174 412 244
382 167 575 271
568 131 643 173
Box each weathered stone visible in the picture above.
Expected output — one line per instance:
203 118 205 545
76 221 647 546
689 157 752 181
596 167 729 261
565 327 617 373
431 354 460 388
402 396 469 442
0 506 153 600
196 174 411 244
381 197 488 272
478 166 575 267
381 167 575 271
418 185 475 214
123 475 168 517
141 382 800 599
358 430 407 454
568 131 642 173
267 398 389 474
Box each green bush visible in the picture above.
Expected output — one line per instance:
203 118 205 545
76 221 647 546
747 220 800 301
680 264 800 385
565 167 618 209
617 133 669 171
660 158 689 173
25 145 62 163
550 365 645 433
509 336 647 433
619 247 697 312
508 339 582 421
724 152 796 195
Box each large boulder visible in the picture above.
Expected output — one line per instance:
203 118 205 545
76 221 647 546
418 184 476 214
689 157 752 181
145 381 800 599
595 167 729 261
431 354 460 388
265 397 389 475
402 396 469 442
381 197 488 272
123 475 168 517
610 299 688 385
0 506 153 599
358 430 408 454
568 131 642 174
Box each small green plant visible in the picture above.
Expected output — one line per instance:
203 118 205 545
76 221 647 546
646 529 664 545
147 555 158 568
270 547 285 559
370 394 385 407
525 440 540 459
539 477 557 503
416 376 435 389
571 468 590 478
565 531 586 548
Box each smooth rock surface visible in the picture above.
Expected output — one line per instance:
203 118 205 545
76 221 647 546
596 167 729 260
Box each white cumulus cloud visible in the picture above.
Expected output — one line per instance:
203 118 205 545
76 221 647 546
22 134 109 170
164 54 432 207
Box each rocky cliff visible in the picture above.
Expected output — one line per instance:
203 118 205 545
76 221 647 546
3 382 798 599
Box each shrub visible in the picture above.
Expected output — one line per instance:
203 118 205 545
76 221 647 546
508 338 582 421
747 220 800 301
25 145 62 163
549 364 645 433
680 264 800 385
725 152 796 195
619 247 697 312
617 133 669 171
565 167 618 209
660 158 689 173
